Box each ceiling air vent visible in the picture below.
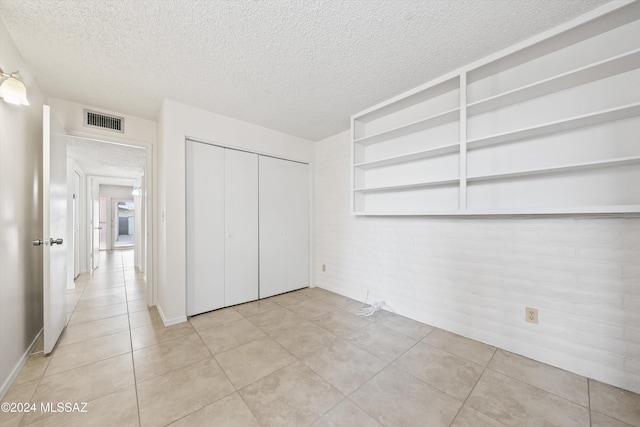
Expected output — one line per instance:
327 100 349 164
84 109 124 133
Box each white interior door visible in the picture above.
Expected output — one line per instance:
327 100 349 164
186 141 225 315
42 105 67 355
91 179 100 270
224 149 259 306
259 156 309 298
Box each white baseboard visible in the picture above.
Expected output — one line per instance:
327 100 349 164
156 303 187 327
0 328 43 400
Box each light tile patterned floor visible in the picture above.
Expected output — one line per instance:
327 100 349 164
1 250 639 426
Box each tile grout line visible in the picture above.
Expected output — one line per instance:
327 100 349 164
447 348 505 427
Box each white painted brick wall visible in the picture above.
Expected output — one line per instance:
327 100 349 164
314 130 640 394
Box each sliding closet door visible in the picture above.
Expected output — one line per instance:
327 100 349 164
186 140 225 316
224 149 259 306
259 156 309 298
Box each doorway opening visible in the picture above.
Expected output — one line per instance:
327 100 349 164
114 200 135 248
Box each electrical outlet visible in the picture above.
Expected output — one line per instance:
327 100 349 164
322 264 326 272
525 307 538 324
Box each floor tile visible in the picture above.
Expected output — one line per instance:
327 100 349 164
133 334 211 382
302 339 386 395
22 386 139 427
74 294 127 311
130 321 196 350
270 291 310 307
0 379 39 426
59 315 130 346
286 298 339 320
591 410 635 427
311 309 369 337
80 287 126 300
346 322 417 363
422 329 496 366
488 350 588 407
246 307 306 335
129 308 163 329
450 405 506 427
137 358 234 427
188 307 243 332
393 341 484 400
68 303 128 325
233 299 280 317
311 399 382 427
197 318 265 355
215 336 296 388
298 287 333 299
13 353 50 386
240 361 343 427
350 367 462 427
127 299 150 313
25 354 134 425
589 380 640 426
45 331 131 376
376 313 434 340
317 293 358 308
271 321 340 359
168 392 259 427
467 369 589 427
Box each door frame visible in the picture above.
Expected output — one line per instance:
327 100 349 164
69 133 155 307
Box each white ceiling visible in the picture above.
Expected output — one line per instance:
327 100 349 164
0 0 612 141
67 136 146 179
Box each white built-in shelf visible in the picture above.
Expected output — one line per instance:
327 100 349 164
356 205 640 216
467 155 640 183
467 103 640 150
467 49 640 116
354 143 460 170
351 2 640 216
354 108 459 146
354 177 459 193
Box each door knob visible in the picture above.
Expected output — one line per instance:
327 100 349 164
50 238 63 245
33 239 44 246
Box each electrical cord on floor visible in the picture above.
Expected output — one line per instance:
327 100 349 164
356 290 396 317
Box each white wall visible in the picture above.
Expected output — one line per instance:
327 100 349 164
157 99 315 325
315 130 640 394
0 17 46 398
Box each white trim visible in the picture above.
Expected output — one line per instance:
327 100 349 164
0 329 42 400
157 303 187 327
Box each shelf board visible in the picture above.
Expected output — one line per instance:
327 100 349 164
467 155 640 183
467 49 640 116
354 108 459 147
467 102 640 149
354 177 459 193
356 205 640 216
354 143 460 170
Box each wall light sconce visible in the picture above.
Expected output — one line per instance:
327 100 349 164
131 186 141 196
0 68 30 106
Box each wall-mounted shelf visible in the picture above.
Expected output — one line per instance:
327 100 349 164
354 177 459 193
351 1 640 216
467 103 640 150
354 109 459 147
467 49 640 116
467 156 640 183
354 143 460 170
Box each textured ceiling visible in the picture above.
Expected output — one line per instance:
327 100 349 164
67 136 146 179
0 0 611 141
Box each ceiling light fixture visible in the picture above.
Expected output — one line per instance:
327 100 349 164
0 68 30 106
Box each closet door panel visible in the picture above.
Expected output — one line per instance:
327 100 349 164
259 156 309 298
186 141 225 316
224 149 259 306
